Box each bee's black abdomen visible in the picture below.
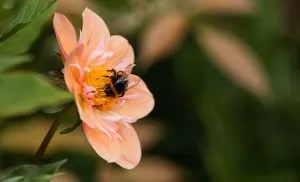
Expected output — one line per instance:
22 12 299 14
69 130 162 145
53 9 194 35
104 84 116 97
115 79 128 96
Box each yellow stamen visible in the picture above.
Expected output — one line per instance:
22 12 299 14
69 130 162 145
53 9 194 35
84 67 118 110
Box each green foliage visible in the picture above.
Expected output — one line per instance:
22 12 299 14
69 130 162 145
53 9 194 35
0 73 71 118
0 0 56 54
0 159 67 182
0 0 72 179
0 55 31 73
0 0 72 118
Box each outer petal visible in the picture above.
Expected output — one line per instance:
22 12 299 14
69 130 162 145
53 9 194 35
53 13 77 61
115 43 135 71
102 35 134 70
64 63 83 92
74 91 95 127
63 44 85 92
76 94 121 138
117 75 154 121
116 122 141 169
82 8 110 56
83 123 121 163
63 66 76 92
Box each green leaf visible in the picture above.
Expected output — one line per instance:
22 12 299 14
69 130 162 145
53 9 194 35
0 159 67 182
0 72 72 118
0 0 56 54
0 55 31 73
0 0 55 39
1 176 24 182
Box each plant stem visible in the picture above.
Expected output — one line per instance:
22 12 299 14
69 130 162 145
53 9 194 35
34 104 71 164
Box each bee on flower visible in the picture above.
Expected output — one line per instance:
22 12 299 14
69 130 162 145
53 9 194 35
53 8 154 169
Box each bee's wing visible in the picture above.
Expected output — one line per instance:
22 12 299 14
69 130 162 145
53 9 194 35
124 64 136 74
127 74 140 89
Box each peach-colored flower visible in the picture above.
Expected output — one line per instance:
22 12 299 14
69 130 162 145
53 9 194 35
53 8 154 169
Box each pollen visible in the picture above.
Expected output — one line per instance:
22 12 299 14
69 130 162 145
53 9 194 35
84 67 119 111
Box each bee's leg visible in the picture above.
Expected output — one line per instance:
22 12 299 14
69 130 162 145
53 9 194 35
107 69 117 75
120 90 126 97
105 69 117 79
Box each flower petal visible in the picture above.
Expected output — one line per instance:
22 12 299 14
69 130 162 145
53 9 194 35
83 123 121 163
63 66 76 92
117 75 154 121
116 122 141 169
76 97 121 138
115 44 135 71
74 88 101 129
64 63 84 92
53 13 77 61
75 91 92 124
82 8 110 56
103 35 134 70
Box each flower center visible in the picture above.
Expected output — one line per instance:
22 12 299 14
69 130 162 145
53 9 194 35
83 67 121 111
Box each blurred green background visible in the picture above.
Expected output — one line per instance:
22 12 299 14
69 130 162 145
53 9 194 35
1 0 300 181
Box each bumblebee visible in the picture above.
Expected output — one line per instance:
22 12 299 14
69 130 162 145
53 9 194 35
104 64 139 98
